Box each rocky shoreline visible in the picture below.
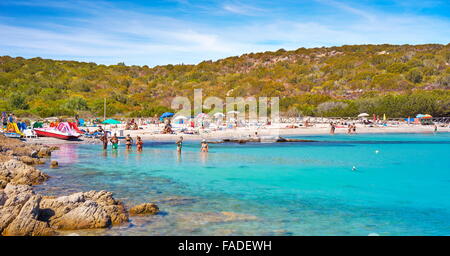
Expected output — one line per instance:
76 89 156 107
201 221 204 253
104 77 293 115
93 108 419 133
0 135 158 236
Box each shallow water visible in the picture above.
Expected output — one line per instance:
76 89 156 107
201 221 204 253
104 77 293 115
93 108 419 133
35 133 450 236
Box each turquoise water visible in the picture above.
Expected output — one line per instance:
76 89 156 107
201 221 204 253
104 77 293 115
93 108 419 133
35 133 450 236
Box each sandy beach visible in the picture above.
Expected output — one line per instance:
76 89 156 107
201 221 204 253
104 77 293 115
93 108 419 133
23 123 450 144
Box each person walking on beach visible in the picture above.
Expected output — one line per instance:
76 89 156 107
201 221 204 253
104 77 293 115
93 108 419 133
100 132 108 150
201 139 209 152
176 136 183 153
136 136 143 151
110 133 119 150
125 134 133 150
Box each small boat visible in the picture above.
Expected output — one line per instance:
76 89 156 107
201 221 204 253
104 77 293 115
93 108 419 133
34 128 81 140
34 122 81 140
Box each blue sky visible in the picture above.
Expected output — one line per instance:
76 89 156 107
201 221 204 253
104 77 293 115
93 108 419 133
0 0 449 66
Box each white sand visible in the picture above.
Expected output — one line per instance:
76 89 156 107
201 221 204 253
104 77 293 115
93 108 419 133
23 123 449 144
101 123 449 142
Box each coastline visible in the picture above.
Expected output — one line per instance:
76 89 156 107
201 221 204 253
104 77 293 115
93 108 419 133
24 125 449 144
0 135 158 236
4 128 449 236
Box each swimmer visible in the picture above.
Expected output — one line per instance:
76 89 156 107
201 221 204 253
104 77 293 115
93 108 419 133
100 132 108 150
176 136 183 153
136 136 143 151
110 133 119 150
125 134 133 150
200 139 209 152
330 122 335 135
352 166 357 171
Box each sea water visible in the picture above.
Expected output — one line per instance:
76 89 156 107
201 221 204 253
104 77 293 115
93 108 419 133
35 133 450 236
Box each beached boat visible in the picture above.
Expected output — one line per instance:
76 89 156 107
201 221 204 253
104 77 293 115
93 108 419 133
34 122 81 140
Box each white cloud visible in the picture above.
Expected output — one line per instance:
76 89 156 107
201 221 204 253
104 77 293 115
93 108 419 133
222 2 266 16
0 0 449 66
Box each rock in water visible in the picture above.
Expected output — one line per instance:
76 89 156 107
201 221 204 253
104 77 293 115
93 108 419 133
0 159 49 188
2 195 55 236
50 161 58 168
37 147 52 158
40 190 129 230
0 184 55 236
0 184 129 235
129 203 159 216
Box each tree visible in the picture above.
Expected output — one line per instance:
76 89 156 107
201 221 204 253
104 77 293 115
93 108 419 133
9 94 29 110
405 68 423 83
64 97 89 111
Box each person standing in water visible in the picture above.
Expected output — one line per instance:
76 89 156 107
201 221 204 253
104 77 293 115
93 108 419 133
100 132 108 150
125 134 133 150
110 133 119 150
201 139 209 152
176 136 183 153
434 124 438 133
330 122 335 135
136 136 143 151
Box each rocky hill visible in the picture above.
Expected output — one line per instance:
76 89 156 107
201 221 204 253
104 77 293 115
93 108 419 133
1 44 449 117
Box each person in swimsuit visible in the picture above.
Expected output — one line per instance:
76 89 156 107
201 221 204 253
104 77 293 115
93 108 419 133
100 132 108 150
176 136 183 153
136 136 143 151
352 123 356 133
125 134 134 150
200 139 209 152
330 122 335 135
110 133 119 150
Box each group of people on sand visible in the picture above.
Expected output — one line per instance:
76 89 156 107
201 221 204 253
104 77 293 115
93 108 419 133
329 122 357 134
2 112 17 126
125 119 139 130
347 123 357 134
100 133 143 151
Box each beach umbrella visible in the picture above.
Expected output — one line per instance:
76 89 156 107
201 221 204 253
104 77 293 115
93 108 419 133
383 114 386 121
416 114 425 118
160 112 174 119
422 114 432 119
358 113 369 117
213 112 225 118
102 119 121 124
196 113 209 119
44 117 59 122
173 115 187 120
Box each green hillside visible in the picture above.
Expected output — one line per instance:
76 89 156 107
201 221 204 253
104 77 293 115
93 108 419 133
1 44 450 118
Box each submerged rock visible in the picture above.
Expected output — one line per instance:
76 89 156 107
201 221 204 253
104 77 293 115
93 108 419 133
129 203 159 216
176 211 258 225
